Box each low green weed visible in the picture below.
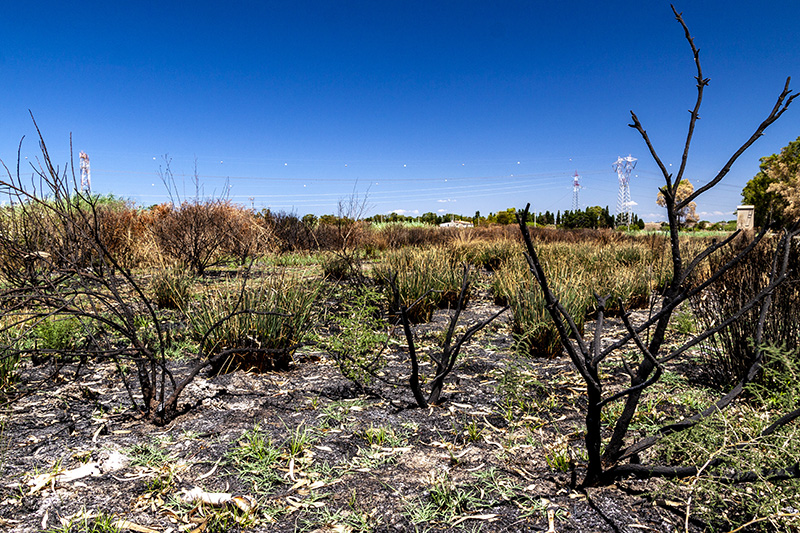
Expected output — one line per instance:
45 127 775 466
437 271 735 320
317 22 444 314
427 471 480 519
228 425 284 492
671 306 697 335
46 509 119 533
360 424 407 448
463 419 483 443
126 440 172 468
285 423 316 457
653 345 800 532
35 316 84 352
318 399 366 428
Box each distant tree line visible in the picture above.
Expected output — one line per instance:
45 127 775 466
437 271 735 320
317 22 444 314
261 205 650 232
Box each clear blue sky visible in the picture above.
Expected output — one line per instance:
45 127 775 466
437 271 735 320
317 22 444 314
2 1 798 221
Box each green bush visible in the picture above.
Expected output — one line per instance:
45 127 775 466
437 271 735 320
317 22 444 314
321 285 388 387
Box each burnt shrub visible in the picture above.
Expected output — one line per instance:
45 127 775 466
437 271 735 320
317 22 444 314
261 210 316 252
150 200 237 275
692 233 800 385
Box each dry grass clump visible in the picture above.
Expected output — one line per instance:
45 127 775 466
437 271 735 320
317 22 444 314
493 239 670 357
189 272 322 374
373 246 468 323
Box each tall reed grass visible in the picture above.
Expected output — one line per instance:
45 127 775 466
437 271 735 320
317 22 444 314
691 233 800 385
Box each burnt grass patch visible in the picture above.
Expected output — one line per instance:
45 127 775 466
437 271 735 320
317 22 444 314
0 285 708 533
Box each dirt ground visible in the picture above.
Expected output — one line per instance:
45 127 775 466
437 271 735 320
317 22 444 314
0 290 700 533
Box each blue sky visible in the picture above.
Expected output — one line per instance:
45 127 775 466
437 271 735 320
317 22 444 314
2 1 799 221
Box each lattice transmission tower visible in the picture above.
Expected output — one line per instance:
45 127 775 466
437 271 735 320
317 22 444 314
613 155 637 226
79 151 91 193
572 171 582 211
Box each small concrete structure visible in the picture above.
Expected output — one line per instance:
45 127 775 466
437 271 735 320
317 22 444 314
737 205 755 230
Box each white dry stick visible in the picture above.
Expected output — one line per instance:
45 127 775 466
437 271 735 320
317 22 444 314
547 507 557 533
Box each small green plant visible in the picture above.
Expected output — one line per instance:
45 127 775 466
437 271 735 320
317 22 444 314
162 336 198 361
299 503 377 533
671 306 696 335
228 424 284 492
543 434 572 473
403 497 438 525
285 423 316 457
126 440 172 468
46 509 120 533
361 424 406 448
318 398 366 428
463 419 483 443
472 467 520 503
351 445 398 470
322 285 388 387
544 449 571 473
427 471 479 518
35 316 84 352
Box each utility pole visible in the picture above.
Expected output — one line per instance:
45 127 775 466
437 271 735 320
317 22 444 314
79 151 91 193
613 155 637 226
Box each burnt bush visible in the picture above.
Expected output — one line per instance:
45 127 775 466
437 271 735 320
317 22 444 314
150 200 238 275
692 233 800 385
261 210 316 252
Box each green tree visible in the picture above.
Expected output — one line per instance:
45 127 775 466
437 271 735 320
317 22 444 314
301 213 318 230
494 207 517 225
419 212 438 225
742 135 800 227
560 206 608 229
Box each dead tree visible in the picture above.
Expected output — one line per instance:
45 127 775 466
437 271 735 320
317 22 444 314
0 116 282 425
325 265 507 408
517 6 798 487
390 266 508 408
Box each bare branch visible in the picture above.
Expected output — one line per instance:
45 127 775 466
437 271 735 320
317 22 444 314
670 5 710 187
678 77 797 210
